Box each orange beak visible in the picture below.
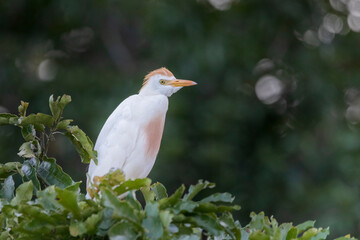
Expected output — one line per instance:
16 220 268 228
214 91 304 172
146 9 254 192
168 79 197 87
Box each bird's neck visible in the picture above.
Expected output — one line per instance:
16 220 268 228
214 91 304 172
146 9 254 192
139 89 157 96
139 86 168 97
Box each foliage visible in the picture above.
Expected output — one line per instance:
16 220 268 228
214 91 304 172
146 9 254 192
0 95 357 239
0 94 96 192
1 175 352 240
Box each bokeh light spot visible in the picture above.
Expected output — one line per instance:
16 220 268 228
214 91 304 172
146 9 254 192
345 88 360 124
37 59 57 81
255 75 284 105
346 105 360 124
323 13 344 34
208 0 233 10
347 14 360 31
330 0 347 12
254 58 275 75
318 25 335 44
303 30 321 46
348 0 360 17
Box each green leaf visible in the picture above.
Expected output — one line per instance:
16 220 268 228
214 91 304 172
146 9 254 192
195 202 241 213
59 94 72 108
335 236 358 240
159 210 173 228
174 234 202 240
56 119 73 130
17 204 58 226
0 162 22 180
20 113 53 128
21 124 36 141
141 186 156 202
18 141 35 158
200 192 234 203
0 113 19 126
142 202 164 240
125 191 143 211
313 228 330 240
36 185 63 210
69 220 87 237
84 213 102 235
183 180 215 201
18 141 39 158
249 230 270 240
65 181 81 192
55 187 81 218
49 95 61 121
65 125 97 164
96 208 114 236
37 157 74 188
188 214 223 236
0 231 11 240
21 158 41 191
97 169 126 188
18 100 29 117
299 227 329 240
101 188 141 223
49 94 72 121
11 181 33 205
249 212 266 230
109 221 139 240
159 184 185 209
296 220 315 234
219 212 237 229
286 228 298 240
33 123 45 132
152 182 168 200
220 212 241 240
278 223 293 240
114 178 152 196
173 201 198 214
0 176 15 202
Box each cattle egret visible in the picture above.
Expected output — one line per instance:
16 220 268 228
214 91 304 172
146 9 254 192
86 67 196 198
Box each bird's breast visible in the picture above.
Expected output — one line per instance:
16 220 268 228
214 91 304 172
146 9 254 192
144 113 165 159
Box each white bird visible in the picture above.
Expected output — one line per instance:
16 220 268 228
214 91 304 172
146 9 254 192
86 67 196 198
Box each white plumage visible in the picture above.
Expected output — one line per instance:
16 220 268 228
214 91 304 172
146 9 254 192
86 67 196 198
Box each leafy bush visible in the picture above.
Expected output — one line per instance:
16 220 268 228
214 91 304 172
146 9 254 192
0 95 357 240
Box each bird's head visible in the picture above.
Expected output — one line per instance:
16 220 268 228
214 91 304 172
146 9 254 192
139 67 197 97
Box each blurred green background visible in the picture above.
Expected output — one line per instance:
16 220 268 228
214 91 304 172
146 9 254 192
1 0 360 237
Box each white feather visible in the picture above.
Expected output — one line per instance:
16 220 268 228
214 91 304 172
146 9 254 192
86 94 168 197
86 67 196 199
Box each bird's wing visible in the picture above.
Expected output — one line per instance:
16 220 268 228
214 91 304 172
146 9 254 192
95 95 137 149
88 95 140 179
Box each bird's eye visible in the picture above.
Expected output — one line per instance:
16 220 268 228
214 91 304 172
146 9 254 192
159 79 166 85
